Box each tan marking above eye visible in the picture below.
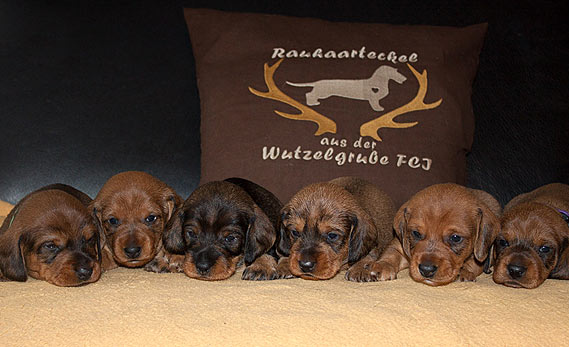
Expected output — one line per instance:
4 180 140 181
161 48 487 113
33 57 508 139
224 226 243 232
83 235 97 244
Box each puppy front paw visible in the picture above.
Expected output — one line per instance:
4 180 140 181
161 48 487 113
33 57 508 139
242 266 277 281
345 261 398 282
144 258 169 273
345 260 378 282
275 257 295 279
458 268 478 282
144 254 184 274
242 254 278 281
374 262 399 281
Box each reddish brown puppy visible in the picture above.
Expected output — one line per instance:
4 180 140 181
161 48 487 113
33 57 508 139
91 171 182 270
493 183 569 288
372 183 501 286
277 177 395 281
160 178 281 281
0 184 102 286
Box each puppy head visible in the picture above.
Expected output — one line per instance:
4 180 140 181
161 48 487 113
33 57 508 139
0 190 101 286
162 181 275 281
393 184 499 286
493 203 569 288
278 182 374 280
91 171 180 267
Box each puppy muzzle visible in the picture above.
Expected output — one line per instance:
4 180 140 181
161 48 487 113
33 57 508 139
193 247 221 275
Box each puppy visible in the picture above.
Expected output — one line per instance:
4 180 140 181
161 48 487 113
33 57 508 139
277 177 395 281
91 171 182 270
0 184 102 286
160 178 281 281
493 183 569 288
372 183 501 286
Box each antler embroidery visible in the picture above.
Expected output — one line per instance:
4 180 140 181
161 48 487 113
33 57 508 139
359 64 442 141
249 59 337 136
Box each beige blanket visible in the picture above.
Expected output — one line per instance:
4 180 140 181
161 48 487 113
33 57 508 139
1 203 568 346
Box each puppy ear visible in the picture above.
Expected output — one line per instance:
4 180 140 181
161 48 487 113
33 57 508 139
162 208 185 254
473 206 500 262
482 244 495 274
90 204 117 270
244 204 276 266
162 189 182 223
0 233 28 282
550 237 569 279
277 211 291 257
90 203 107 247
347 215 361 264
347 212 376 264
393 207 411 258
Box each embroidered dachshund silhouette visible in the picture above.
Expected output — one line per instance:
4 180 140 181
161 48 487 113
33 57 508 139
286 65 407 111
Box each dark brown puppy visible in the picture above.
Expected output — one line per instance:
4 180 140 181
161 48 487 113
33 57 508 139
493 183 569 288
160 178 281 281
91 171 182 270
277 177 395 281
371 183 501 286
0 184 102 286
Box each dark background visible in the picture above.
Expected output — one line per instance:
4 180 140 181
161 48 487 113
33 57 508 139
0 0 567 205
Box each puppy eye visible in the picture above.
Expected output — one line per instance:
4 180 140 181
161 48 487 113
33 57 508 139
185 230 197 241
290 230 300 238
42 242 59 251
145 215 157 223
326 232 339 242
411 230 422 240
224 235 238 243
539 246 551 254
108 217 119 226
498 239 509 248
449 234 462 243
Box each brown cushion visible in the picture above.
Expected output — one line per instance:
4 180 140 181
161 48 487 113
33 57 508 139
185 8 487 207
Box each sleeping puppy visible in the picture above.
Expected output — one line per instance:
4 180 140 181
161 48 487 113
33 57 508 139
493 183 569 288
160 178 282 281
91 171 182 270
373 183 501 286
277 177 396 281
0 184 102 286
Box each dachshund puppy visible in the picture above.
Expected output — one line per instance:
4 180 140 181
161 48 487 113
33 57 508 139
373 183 501 286
91 171 182 270
0 184 102 286
493 183 569 288
277 177 395 281
160 178 281 281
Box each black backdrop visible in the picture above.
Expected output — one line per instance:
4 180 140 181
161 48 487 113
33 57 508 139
1 0 567 205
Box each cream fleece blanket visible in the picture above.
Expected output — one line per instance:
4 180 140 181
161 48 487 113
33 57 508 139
1 203 568 346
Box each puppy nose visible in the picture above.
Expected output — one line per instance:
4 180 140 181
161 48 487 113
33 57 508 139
507 264 527 279
196 261 212 274
124 246 141 259
76 266 93 281
418 263 438 278
299 260 316 273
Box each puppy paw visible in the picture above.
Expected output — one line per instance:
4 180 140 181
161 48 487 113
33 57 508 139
374 262 399 281
144 254 184 274
275 257 295 279
242 266 278 281
458 268 478 282
345 260 377 282
144 258 168 273
241 254 278 281
345 261 398 282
